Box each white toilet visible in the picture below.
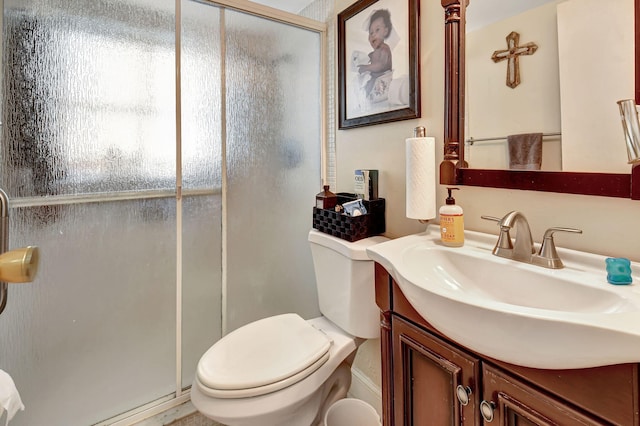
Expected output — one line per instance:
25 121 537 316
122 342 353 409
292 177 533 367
191 229 388 426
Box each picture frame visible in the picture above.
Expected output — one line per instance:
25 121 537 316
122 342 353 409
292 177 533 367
338 0 420 129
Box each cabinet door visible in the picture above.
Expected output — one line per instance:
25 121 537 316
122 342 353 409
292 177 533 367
481 365 608 426
393 317 480 426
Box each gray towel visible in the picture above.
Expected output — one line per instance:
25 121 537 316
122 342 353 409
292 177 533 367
508 133 543 170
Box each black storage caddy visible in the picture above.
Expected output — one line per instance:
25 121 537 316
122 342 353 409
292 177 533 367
312 192 385 242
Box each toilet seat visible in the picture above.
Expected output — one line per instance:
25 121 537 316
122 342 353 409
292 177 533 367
196 313 333 399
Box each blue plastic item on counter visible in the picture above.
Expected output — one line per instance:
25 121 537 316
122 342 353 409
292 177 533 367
605 257 633 285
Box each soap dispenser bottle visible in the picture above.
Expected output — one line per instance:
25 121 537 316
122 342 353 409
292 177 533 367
439 187 464 247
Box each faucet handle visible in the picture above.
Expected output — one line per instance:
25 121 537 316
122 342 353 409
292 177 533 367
542 227 583 238
481 215 513 250
537 227 583 268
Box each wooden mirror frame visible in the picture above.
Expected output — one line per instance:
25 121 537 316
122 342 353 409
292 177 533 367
440 0 640 199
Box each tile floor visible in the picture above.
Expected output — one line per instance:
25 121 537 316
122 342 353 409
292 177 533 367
166 412 221 426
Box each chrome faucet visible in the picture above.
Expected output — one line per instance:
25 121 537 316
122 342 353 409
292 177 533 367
482 211 582 269
497 211 535 262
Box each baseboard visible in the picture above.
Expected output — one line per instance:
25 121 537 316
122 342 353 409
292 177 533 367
101 393 192 426
131 399 197 426
347 367 382 416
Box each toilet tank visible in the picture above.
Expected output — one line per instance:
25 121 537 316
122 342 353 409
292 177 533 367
308 230 389 339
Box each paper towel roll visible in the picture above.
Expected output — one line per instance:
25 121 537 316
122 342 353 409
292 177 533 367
406 136 436 220
0 370 24 424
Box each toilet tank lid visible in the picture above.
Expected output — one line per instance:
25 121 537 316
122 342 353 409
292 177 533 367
308 230 389 261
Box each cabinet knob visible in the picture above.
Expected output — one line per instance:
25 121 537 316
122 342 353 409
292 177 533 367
455 385 472 406
480 400 496 422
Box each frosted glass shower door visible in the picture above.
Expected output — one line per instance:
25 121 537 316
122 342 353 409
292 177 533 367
225 10 323 331
0 1 181 425
0 0 323 422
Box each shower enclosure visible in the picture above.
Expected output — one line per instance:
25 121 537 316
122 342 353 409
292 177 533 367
0 0 325 424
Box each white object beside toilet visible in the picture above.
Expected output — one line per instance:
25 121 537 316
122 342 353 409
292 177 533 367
324 398 381 426
191 230 388 426
0 369 24 425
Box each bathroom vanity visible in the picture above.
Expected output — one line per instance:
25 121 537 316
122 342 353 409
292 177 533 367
374 265 640 425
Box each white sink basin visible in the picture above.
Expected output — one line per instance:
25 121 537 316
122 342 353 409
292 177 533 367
367 227 640 369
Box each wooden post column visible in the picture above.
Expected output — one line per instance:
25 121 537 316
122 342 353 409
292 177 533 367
440 0 467 185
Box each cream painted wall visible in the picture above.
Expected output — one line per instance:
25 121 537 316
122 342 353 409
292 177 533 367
334 0 442 239
335 0 640 260
337 0 640 400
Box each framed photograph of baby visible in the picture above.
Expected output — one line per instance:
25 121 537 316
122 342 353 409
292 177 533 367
338 0 420 129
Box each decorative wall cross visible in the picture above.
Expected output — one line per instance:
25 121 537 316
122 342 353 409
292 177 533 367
491 31 538 88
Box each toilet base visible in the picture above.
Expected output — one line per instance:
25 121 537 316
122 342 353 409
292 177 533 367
309 363 352 426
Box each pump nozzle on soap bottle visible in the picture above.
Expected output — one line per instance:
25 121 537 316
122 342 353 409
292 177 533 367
440 187 464 247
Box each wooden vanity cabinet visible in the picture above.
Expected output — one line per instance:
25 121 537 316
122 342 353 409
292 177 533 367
481 364 607 425
392 316 480 425
375 264 639 426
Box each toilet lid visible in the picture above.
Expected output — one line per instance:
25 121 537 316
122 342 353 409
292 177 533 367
197 313 332 398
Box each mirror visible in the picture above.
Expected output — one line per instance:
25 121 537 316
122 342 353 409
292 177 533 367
440 0 640 199
465 0 633 173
